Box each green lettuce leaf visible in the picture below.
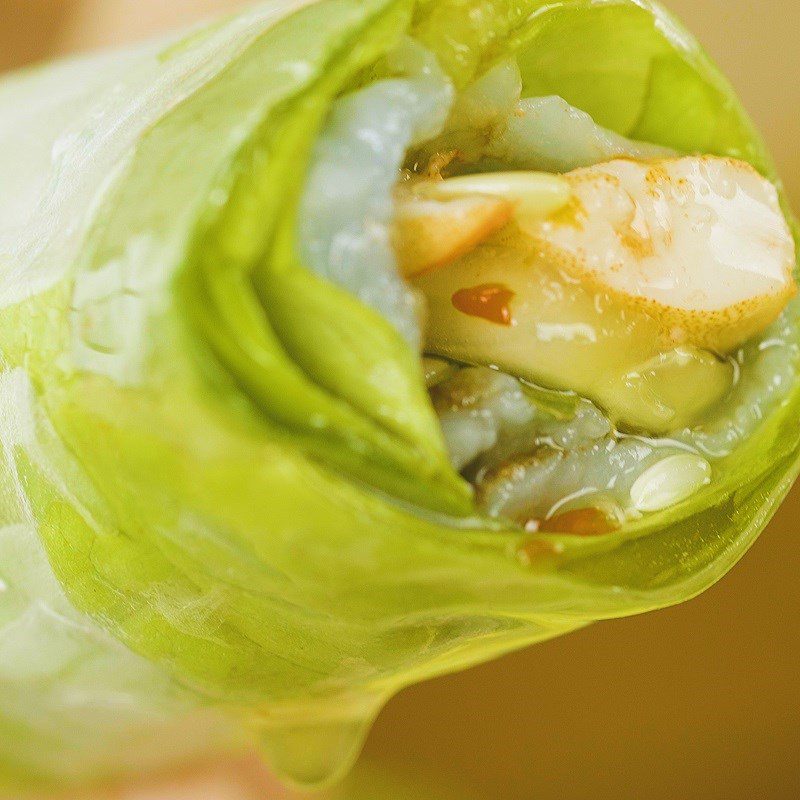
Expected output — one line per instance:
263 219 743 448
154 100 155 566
0 0 796 790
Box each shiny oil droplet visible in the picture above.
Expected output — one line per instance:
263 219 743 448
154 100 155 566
539 507 619 536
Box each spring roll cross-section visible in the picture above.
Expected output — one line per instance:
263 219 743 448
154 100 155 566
0 0 797 791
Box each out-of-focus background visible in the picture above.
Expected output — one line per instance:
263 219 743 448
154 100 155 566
1 2 799 798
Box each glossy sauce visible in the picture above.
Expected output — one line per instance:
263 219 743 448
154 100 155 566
451 283 515 326
538 507 619 537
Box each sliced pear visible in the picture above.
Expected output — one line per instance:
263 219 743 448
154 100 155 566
393 171 572 278
393 192 514 277
406 157 794 432
414 225 735 433
522 156 797 353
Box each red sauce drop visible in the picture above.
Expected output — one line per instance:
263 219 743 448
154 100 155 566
538 507 619 537
451 283 515 326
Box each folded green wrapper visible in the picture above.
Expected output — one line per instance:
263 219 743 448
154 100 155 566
0 0 797 790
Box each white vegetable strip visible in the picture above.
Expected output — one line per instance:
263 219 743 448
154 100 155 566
630 454 712 512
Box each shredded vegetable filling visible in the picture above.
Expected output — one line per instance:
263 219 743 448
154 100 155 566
300 45 799 534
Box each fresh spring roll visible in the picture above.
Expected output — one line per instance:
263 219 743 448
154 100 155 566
0 0 798 790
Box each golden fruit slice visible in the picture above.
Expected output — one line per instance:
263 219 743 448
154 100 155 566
406 157 794 432
392 171 572 278
415 225 735 433
393 193 513 277
522 156 796 352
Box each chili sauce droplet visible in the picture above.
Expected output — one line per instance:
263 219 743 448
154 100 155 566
451 283 515 326
538 507 619 537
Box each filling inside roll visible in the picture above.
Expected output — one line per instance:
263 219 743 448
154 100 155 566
298 38 798 534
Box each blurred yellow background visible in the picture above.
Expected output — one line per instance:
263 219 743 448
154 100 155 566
1 2 799 798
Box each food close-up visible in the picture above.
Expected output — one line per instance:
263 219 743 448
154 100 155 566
1 1 798 798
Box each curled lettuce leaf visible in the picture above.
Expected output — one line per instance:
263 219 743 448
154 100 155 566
0 0 797 790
